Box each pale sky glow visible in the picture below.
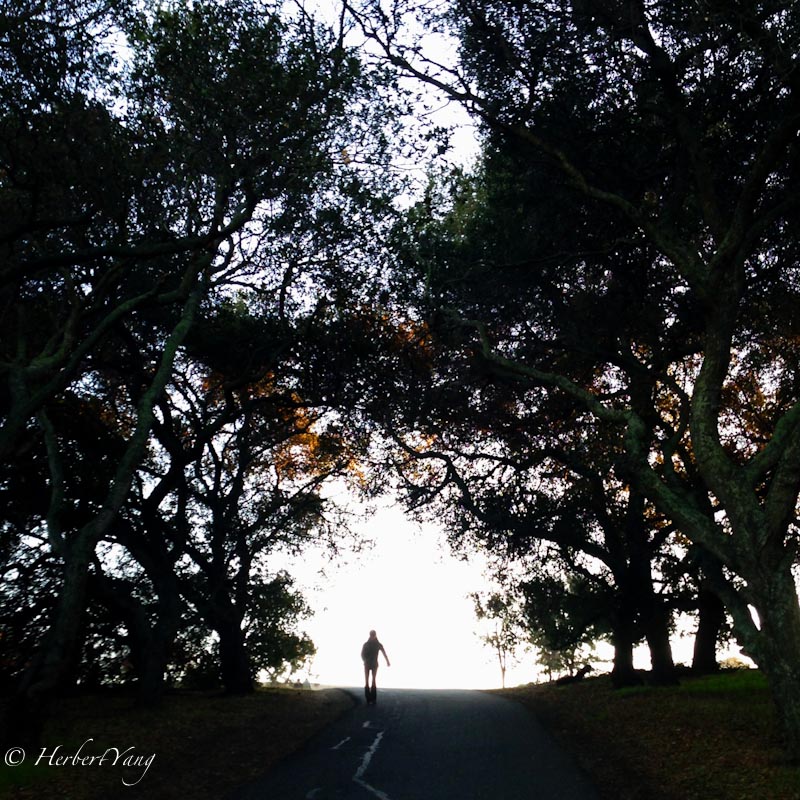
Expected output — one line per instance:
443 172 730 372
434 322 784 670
273 500 750 690
281 502 540 689
263 5 745 691
256 1 765 695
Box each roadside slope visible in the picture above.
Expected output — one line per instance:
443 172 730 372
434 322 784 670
497 671 800 800
0 687 354 800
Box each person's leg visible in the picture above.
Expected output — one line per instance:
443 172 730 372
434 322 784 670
364 664 371 702
369 665 378 703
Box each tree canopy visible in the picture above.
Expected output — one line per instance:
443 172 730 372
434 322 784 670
0 0 397 744
5 0 800 766
347 0 800 755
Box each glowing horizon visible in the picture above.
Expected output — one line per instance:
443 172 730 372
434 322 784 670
277 503 536 691
273 501 747 691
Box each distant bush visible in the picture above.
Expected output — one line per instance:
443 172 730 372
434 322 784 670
719 656 752 670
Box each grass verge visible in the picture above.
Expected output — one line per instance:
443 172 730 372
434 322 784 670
6 671 797 799
0 687 354 800
497 670 800 800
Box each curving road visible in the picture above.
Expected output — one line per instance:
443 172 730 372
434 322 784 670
229 688 599 800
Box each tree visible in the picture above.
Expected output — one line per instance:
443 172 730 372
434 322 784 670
337 282 697 686
384 404 686 686
246 573 317 684
351 0 800 756
472 589 522 689
170 361 356 694
520 563 603 681
1 0 388 743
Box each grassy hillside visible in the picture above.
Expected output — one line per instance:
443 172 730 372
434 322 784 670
0 687 354 800
3 671 798 799
498 670 800 800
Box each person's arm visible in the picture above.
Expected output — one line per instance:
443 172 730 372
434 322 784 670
381 645 390 667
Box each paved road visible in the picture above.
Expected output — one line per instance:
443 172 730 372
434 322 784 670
229 688 599 800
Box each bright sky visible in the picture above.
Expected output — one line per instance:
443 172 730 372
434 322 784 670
268 2 747 692
274 498 749 690
279 502 543 690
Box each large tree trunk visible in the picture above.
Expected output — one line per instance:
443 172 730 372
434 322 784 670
88 560 182 705
623 494 677 686
135 586 182 705
761 653 800 762
699 547 800 758
183 576 254 694
217 619 254 694
610 632 638 688
622 557 676 685
643 601 677 685
121 585 181 705
748 569 800 759
692 586 725 673
8 541 94 747
721 544 800 758
609 605 640 688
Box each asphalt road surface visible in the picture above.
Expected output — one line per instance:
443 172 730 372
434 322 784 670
229 688 599 800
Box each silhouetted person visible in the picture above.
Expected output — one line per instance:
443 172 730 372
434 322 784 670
361 629 390 704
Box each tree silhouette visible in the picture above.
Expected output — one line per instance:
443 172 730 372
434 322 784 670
1 0 394 743
350 0 800 755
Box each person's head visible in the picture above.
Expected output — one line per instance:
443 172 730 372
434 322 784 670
369 630 377 639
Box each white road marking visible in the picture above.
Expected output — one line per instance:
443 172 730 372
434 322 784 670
353 777 392 800
362 721 372 728
352 731 392 800
354 731 383 781
305 789 321 799
331 736 351 751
